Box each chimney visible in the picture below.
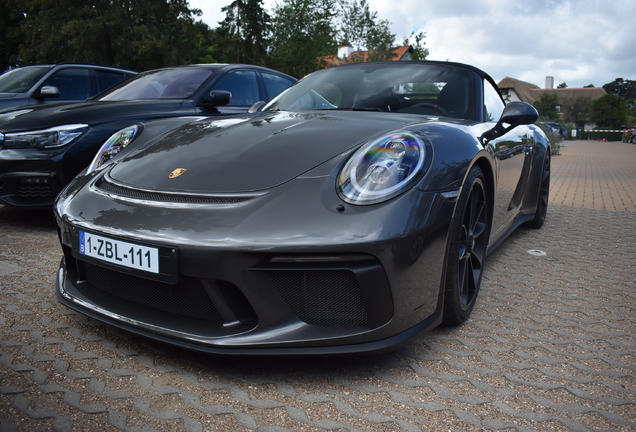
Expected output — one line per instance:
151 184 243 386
545 76 554 89
338 41 354 59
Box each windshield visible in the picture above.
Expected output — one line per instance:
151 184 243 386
98 68 214 101
264 63 476 120
0 66 52 93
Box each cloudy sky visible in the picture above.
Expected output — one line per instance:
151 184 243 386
190 0 635 88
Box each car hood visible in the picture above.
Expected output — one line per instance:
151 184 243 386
0 100 185 132
108 111 426 193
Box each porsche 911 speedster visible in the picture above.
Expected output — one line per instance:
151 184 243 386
54 61 550 355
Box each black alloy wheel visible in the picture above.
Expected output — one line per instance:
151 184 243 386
443 165 490 325
525 151 551 228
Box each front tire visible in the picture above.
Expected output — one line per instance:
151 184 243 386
443 166 490 325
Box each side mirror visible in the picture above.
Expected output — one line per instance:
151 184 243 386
480 101 538 145
204 90 231 107
248 101 265 113
36 85 60 99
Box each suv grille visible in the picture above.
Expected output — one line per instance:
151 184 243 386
15 183 54 199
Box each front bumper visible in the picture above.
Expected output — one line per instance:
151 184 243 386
0 148 67 208
54 173 457 354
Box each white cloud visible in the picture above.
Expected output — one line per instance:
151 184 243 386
190 0 636 88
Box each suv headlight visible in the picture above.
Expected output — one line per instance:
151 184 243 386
2 124 88 149
337 131 427 205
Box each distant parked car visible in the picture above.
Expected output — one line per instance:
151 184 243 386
539 121 568 139
0 64 296 208
0 64 137 110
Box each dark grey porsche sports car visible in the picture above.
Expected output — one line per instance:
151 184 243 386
54 61 550 355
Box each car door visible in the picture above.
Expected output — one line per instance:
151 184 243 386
484 79 535 237
35 67 92 105
205 69 262 115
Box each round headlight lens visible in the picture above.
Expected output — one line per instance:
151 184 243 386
337 131 426 205
87 125 139 173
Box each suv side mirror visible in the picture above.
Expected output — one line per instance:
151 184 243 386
36 85 61 99
480 101 539 145
202 90 231 107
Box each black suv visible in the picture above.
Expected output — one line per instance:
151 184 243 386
0 64 296 208
0 64 137 110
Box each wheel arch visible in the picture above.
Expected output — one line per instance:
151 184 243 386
471 155 496 236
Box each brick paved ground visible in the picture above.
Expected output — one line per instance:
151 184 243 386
0 140 634 431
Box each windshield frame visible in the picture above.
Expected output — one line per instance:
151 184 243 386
96 67 218 102
263 62 479 121
0 66 52 93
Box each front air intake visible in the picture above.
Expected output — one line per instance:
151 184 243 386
269 269 368 326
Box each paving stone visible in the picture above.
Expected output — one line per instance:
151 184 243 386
1 140 635 431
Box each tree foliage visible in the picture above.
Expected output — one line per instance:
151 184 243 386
215 0 270 65
1 0 404 79
533 93 560 121
557 82 567 88
335 0 395 61
590 94 628 128
402 31 429 60
268 0 338 78
603 78 636 111
0 0 25 70
3 0 213 72
562 97 591 124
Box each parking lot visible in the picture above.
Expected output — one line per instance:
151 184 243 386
1 139 635 432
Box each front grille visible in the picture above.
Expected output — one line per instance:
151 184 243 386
96 178 251 204
15 183 54 199
83 262 223 322
269 270 368 326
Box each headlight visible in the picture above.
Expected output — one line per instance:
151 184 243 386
337 131 427 205
87 125 140 174
2 124 88 148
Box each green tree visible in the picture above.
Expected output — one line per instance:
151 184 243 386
336 0 394 59
0 0 25 71
603 78 636 110
562 97 592 125
557 82 568 88
402 31 429 60
269 0 337 78
11 0 209 71
363 17 396 61
533 93 560 121
590 94 628 128
603 78 636 100
216 0 270 65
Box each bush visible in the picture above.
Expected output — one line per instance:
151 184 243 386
537 123 562 155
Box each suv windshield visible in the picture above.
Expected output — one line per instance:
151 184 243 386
0 67 52 93
98 68 214 101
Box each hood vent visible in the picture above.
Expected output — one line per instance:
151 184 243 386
95 176 255 204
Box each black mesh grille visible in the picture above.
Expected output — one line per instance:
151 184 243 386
269 270 368 326
96 179 250 204
83 262 223 322
15 183 54 199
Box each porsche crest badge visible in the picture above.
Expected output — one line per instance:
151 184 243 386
169 168 187 179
